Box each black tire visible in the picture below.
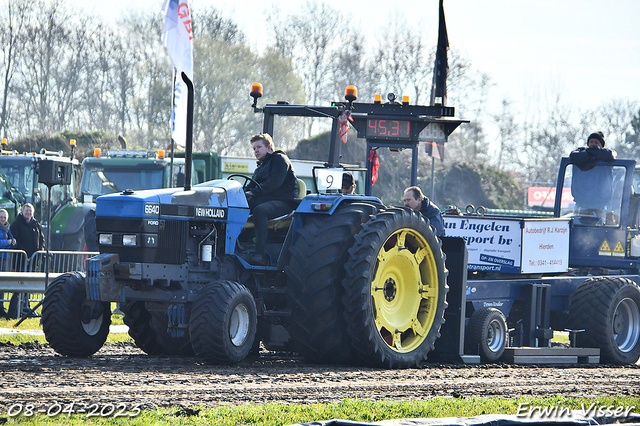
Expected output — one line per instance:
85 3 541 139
7 293 30 319
121 301 164 355
569 277 640 364
149 309 194 356
284 202 379 364
342 207 449 368
41 272 111 357
189 281 257 364
465 307 508 362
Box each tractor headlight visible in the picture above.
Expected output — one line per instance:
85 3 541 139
122 235 137 246
99 234 112 245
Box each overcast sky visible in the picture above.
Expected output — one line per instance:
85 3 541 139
78 0 640 127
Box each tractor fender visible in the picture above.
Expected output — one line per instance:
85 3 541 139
51 202 95 235
294 194 381 215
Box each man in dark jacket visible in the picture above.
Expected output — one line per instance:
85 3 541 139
10 203 45 258
403 186 445 237
569 131 616 215
8 203 44 318
245 133 297 265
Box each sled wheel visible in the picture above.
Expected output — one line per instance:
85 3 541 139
569 277 640 364
343 207 448 368
189 281 257 364
465 307 508 362
42 272 110 357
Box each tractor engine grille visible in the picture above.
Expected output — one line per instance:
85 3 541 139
155 219 188 264
96 217 189 265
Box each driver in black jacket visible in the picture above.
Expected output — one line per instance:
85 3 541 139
245 133 297 265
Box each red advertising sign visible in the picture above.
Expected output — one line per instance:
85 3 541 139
527 186 574 209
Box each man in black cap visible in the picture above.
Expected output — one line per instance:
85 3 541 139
569 131 616 218
341 172 356 195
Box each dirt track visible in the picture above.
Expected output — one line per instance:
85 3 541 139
0 341 639 415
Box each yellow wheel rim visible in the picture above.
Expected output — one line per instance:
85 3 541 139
370 227 439 353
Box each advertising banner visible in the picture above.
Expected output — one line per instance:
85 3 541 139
444 216 571 274
444 217 522 273
520 220 570 273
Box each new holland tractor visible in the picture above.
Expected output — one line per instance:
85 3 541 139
40 85 466 368
40 82 640 367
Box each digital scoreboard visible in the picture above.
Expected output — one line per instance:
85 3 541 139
365 119 412 140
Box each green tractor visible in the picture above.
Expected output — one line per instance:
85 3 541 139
0 147 81 250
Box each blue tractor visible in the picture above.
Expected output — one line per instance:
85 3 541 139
40 85 467 367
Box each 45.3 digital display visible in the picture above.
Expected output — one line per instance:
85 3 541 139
366 119 412 140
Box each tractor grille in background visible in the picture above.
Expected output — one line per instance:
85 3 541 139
155 219 188 264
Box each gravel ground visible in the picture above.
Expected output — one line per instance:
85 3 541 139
0 341 639 415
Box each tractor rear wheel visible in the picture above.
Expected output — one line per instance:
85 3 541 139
465 307 508 362
189 281 257 364
285 202 379 364
42 272 111 357
342 207 448 368
569 277 640 364
121 301 164 355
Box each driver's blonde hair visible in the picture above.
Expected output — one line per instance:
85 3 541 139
250 133 274 151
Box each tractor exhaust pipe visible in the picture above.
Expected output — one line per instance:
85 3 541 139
183 72 193 192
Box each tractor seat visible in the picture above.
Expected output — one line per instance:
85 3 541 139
243 179 305 231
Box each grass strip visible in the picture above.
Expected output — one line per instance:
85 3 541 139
1 396 638 425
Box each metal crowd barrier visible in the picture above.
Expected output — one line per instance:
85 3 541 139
0 250 98 293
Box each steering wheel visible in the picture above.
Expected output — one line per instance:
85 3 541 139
227 174 263 193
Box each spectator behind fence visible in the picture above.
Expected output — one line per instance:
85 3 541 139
10 203 44 258
0 208 16 319
8 203 44 319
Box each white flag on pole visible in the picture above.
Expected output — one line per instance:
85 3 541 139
161 0 193 148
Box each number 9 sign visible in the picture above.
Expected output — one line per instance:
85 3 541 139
317 169 343 191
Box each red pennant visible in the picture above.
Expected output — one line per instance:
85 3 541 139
339 110 352 143
368 149 379 185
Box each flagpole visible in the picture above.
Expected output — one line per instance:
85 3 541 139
169 68 176 186
182 72 194 192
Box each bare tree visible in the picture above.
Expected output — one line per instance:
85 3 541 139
120 12 171 149
371 23 432 104
493 99 521 171
14 0 70 133
592 99 639 158
269 2 348 137
0 0 33 138
520 100 579 184
329 28 369 101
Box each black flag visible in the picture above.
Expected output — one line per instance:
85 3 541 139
430 0 449 106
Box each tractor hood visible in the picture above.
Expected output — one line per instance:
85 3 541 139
95 179 248 220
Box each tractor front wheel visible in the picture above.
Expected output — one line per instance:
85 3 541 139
42 272 111 357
